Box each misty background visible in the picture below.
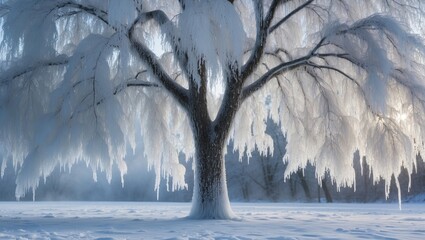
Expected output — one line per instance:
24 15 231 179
1 123 425 202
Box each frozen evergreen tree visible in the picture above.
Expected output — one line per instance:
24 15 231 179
1 0 425 219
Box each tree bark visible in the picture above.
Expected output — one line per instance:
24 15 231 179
188 123 235 219
186 60 240 219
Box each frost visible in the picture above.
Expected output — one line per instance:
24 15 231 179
176 0 245 86
0 0 424 217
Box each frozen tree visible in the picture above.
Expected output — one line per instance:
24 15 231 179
1 0 425 219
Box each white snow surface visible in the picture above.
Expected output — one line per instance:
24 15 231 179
0 202 424 239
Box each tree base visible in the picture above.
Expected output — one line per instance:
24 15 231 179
188 197 238 220
188 205 238 220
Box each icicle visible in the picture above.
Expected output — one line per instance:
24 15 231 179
408 173 412 192
92 171 98 182
0 158 6 178
177 0 245 87
121 173 125 188
396 177 402 210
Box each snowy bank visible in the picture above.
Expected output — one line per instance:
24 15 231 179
0 202 424 239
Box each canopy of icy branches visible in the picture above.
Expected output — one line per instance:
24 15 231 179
1 0 425 200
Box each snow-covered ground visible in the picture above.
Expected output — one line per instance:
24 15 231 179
0 202 424 239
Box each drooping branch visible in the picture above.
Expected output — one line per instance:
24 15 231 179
243 12 412 102
0 55 69 86
128 13 189 108
65 79 160 121
51 1 110 27
306 62 355 81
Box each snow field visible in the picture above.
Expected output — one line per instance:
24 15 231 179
0 202 424 239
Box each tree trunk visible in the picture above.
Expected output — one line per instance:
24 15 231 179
297 169 312 201
188 129 235 219
187 62 240 219
321 178 333 203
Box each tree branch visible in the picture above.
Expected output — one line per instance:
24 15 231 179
240 0 279 81
241 55 310 100
269 0 314 34
241 27 333 101
52 1 110 27
0 56 69 86
213 67 244 142
132 9 169 25
112 81 159 98
128 12 189 108
112 70 160 96
240 0 314 81
306 62 355 81
131 9 194 89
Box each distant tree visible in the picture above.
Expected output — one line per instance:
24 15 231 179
294 169 312 201
1 0 425 219
319 175 333 203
